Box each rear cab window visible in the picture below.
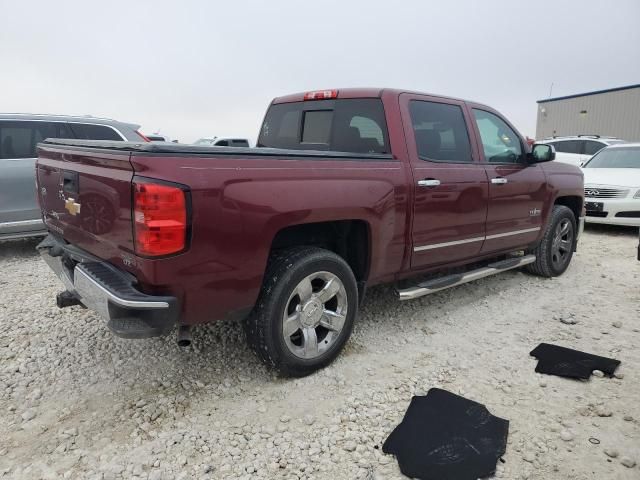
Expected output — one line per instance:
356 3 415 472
258 98 389 154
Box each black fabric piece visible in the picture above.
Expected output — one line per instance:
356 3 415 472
530 343 621 380
382 389 509 480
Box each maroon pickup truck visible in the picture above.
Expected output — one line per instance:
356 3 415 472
35 88 584 376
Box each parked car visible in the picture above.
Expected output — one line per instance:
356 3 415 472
0 114 146 241
194 137 250 147
35 88 584 376
539 135 626 167
582 143 640 226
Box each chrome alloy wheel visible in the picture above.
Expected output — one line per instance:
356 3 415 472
551 218 573 269
282 271 348 359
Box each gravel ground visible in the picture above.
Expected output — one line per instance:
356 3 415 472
1 225 639 480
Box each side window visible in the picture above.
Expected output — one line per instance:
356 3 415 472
32 122 59 145
408 101 472 162
583 140 606 156
230 140 249 147
214 140 229 146
69 124 123 141
0 121 36 159
553 140 580 154
472 109 523 163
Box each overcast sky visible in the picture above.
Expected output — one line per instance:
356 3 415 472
1 0 638 143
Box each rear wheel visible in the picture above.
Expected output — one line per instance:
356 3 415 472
245 247 358 377
527 205 576 277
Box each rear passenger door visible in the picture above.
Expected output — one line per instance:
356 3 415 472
470 108 546 254
400 94 488 270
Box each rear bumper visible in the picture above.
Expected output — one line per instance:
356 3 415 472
37 235 179 338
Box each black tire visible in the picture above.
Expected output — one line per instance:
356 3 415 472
526 205 576 277
245 247 358 377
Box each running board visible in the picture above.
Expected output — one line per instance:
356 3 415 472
397 254 536 301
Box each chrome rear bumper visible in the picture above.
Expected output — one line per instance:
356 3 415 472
37 235 178 338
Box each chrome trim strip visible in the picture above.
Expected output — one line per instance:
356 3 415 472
413 227 541 252
74 266 169 310
0 218 44 231
413 236 485 252
485 227 540 240
398 254 536 300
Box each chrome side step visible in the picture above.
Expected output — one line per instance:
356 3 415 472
397 254 536 301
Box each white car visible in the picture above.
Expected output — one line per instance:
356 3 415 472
539 136 626 167
582 143 640 226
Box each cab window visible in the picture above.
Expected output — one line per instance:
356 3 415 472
409 101 473 163
472 110 523 163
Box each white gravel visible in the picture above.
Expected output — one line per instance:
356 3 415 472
1 225 639 479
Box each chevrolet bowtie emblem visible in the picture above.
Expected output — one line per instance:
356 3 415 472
65 197 81 216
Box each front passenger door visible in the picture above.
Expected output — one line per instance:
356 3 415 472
470 108 547 254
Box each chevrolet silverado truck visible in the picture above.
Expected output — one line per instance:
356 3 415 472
35 88 584 376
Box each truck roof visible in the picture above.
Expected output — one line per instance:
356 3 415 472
272 87 481 107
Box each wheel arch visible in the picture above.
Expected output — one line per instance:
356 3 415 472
553 195 583 223
269 219 372 285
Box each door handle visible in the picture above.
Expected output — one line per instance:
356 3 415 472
491 177 508 185
417 179 441 187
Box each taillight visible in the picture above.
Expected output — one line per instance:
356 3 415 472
133 181 188 256
303 89 338 100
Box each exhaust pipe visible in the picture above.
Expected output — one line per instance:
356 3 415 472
177 325 192 347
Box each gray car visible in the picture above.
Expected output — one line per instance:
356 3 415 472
0 114 144 240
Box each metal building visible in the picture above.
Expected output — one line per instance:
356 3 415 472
536 84 640 141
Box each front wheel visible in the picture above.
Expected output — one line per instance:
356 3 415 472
527 205 576 277
245 247 358 377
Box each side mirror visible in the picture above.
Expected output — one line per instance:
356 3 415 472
529 143 555 163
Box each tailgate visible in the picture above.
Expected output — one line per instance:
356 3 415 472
36 143 135 262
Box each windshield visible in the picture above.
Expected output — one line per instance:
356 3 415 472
584 147 640 168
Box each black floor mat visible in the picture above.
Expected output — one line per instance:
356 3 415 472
530 343 621 380
383 388 509 480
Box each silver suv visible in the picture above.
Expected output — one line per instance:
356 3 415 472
0 114 145 240
539 135 626 167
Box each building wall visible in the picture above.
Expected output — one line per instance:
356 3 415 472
536 87 640 141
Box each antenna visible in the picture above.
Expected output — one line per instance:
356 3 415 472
548 82 554 98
